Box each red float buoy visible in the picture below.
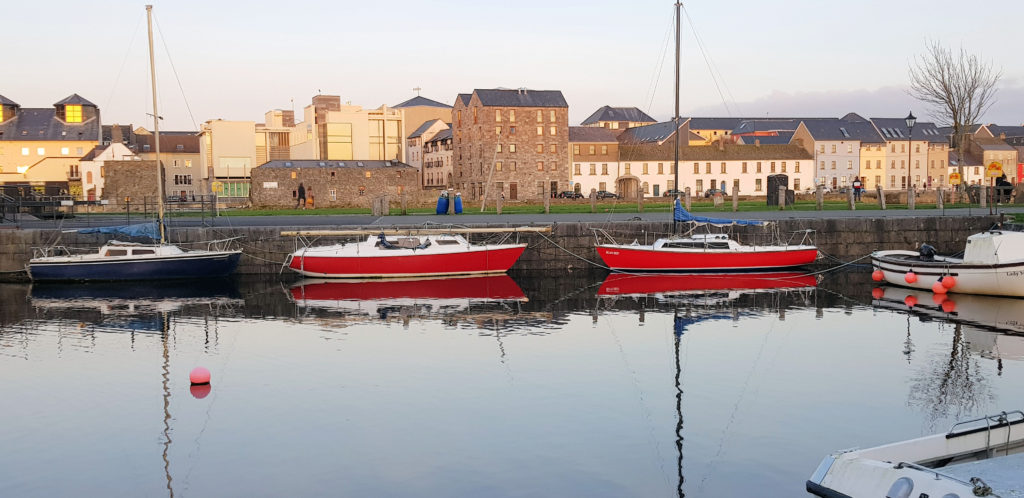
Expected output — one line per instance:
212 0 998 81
941 300 956 313
904 295 918 307
905 271 918 284
931 293 947 304
942 276 957 289
871 287 885 299
189 367 211 385
871 270 884 282
932 281 947 294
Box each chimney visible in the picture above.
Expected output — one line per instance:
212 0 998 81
755 139 761 148
1000 132 1006 139
112 124 123 144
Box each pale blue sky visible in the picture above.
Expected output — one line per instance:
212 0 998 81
5 0 1022 130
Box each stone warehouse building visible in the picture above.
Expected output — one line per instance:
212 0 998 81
452 89 569 201
249 159 423 208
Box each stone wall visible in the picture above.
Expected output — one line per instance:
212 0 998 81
102 160 162 205
250 164 432 208
0 215 1003 281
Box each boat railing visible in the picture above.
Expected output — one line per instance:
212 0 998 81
946 410 1024 457
30 245 74 258
173 236 244 252
891 461 978 489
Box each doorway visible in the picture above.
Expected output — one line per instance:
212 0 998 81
509 182 518 200
550 181 558 198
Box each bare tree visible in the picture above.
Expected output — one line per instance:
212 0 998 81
909 41 1001 182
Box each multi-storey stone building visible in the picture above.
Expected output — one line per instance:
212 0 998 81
422 127 452 188
406 119 449 185
452 89 569 201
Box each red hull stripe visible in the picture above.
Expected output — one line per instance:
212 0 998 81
596 246 818 271
290 246 527 277
290 275 526 301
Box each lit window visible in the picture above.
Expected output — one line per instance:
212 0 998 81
589 145 595 155
509 110 515 122
601 145 607 155
536 144 543 153
65 105 83 123
549 126 556 136
549 144 556 154
537 127 543 136
550 110 556 122
496 126 501 135
61 147 69 155
573 145 580 154
536 110 542 122
37 148 45 155
21 147 29 156
496 161 502 171
509 144 516 153
495 111 502 122
496 144 502 153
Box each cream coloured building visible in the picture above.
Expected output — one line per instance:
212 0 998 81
289 95 404 162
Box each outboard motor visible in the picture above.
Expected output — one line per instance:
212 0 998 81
918 244 936 261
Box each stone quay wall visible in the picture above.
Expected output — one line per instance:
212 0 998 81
0 215 1003 281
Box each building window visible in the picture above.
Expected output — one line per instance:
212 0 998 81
914 160 920 169
574 145 580 155
549 126 556 136
819 161 824 170
510 161 516 171
509 126 516 135
781 161 787 173
599 182 607 191
696 179 703 192
757 162 762 173
624 164 631 175
795 161 800 172
819 144 825 153
536 144 543 153
509 110 515 122
847 144 853 153
537 126 543 136
830 144 836 153
742 162 747 173
770 162 776 173
65 105 83 123
21 147 29 156
37 147 45 155
61 147 69 155
473 107 477 124
705 162 711 174
755 178 762 191
496 126 501 135
549 144 556 154
574 163 581 175
549 110 556 122
549 161 556 171
794 178 801 190
509 144 516 153
658 163 664 174
642 163 648 174
693 163 699 174
329 189 337 201
536 110 543 122
495 110 502 122
536 161 544 171
601 164 608 175
601 145 607 155
496 144 503 153
588 145 595 155
831 161 836 169
720 162 726 174
589 163 596 175
847 160 853 169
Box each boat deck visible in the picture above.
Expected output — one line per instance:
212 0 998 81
944 452 1024 497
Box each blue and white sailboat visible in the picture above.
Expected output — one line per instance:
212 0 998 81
27 6 241 282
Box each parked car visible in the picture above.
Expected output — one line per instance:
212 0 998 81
662 189 683 198
558 191 583 199
703 188 726 198
595 190 619 199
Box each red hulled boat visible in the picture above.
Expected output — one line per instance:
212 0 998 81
598 271 818 297
286 233 527 278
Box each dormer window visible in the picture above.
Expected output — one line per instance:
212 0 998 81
143 144 151 151
65 105 83 123
175 144 184 151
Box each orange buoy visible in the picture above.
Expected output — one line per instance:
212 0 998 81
872 270 884 281
872 287 885 299
942 276 957 289
905 272 918 284
941 300 956 313
932 281 947 294
931 293 947 304
189 367 211 385
904 295 918 307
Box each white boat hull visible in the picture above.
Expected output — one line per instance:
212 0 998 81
871 250 1024 298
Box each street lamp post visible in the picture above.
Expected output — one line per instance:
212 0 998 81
905 111 916 192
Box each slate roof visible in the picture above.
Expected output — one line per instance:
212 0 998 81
686 117 745 130
0 94 18 106
258 159 415 169
0 107 100 141
580 106 655 126
393 96 452 109
569 126 618 143
800 118 885 143
618 120 687 144
53 94 97 107
102 124 134 143
986 125 1024 138
736 132 794 145
870 118 945 142
841 112 868 122
972 136 1016 151
135 132 200 153
408 119 444 139
731 119 803 135
473 89 567 108
80 145 107 162
621 142 812 162
426 128 452 144
456 93 472 107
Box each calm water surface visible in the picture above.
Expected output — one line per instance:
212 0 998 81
1 270 1023 497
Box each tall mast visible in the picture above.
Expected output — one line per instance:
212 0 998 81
146 5 166 244
673 1 682 199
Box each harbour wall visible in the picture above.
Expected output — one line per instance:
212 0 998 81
0 215 1003 280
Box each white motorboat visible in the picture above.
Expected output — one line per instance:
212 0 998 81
871 229 1024 297
807 410 1024 497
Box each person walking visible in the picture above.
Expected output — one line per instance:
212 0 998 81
296 182 306 209
852 176 863 201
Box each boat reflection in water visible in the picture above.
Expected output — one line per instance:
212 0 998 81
598 271 818 298
29 279 244 333
873 286 1024 359
288 274 529 325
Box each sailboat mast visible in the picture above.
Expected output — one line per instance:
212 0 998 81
673 1 682 199
146 5 166 244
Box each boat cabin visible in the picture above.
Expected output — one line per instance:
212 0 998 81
964 231 1024 265
654 234 739 250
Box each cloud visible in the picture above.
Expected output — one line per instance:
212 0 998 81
684 86 1024 126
